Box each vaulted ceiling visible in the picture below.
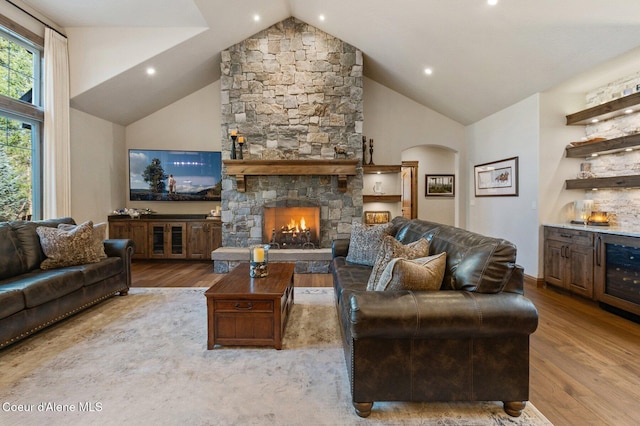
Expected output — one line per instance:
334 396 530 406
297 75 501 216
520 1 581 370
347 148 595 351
19 0 640 126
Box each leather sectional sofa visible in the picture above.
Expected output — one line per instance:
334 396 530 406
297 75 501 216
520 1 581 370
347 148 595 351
331 217 539 417
0 217 134 349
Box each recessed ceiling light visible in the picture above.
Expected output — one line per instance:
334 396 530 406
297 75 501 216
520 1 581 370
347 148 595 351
424 68 433 75
488 0 498 5
591 118 599 123
591 153 598 157
319 15 325 21
625 109 634 114
625 148 633 152
146 67 156 76
253 14 260 22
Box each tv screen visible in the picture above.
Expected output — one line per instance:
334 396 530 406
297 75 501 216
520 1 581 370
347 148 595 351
129 149 222 201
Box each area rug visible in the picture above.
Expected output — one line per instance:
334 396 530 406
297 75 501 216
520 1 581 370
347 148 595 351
0 288 552 425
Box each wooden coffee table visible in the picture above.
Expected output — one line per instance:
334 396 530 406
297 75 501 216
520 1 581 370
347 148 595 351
205 262 295 350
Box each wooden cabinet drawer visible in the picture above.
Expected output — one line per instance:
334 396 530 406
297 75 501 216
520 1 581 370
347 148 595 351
215 300 273 312
545 227 593 246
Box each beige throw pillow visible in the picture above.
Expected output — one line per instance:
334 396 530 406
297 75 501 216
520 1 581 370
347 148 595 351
346 221 392 266
366 236 430 290
374 252 447 291
59 221 108 259
37 221 101 270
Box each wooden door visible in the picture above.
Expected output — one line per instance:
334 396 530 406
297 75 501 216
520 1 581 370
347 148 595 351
128 222 148 258
567 244 594 298
187 222 209 260
401 161 418 219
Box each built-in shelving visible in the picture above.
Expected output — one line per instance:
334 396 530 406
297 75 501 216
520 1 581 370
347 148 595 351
566 133 640 158
363 164 402 174
362 195 402 203
362 164 402 203
566 92 640 125
564 94 640 190
565 175 640 190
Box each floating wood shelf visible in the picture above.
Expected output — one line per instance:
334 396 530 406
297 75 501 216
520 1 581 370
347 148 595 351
565 133 640 158
363 195 402 203
223 159 359 192
565 175 640 190
363 164 402 174
566 92 640 125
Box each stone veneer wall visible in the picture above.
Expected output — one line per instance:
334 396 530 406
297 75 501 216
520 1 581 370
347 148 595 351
580 71 640 227
220 17 364 248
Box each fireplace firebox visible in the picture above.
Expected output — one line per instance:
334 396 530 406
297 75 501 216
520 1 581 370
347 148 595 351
263 206 320 249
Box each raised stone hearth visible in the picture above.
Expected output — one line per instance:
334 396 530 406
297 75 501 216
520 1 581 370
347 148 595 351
211 247 332 274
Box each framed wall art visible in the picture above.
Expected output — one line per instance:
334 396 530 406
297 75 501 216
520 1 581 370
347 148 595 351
364 211 391 225
474 156 519 197
425 174 455 197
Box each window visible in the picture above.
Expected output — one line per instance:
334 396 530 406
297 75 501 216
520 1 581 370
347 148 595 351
0 24 43 221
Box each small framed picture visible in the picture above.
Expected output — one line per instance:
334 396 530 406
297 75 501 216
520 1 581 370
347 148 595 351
474 156 519 197
364 211 391 225
425 174 455 197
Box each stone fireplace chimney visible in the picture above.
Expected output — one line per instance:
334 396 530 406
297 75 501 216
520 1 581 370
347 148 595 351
220 17 364 248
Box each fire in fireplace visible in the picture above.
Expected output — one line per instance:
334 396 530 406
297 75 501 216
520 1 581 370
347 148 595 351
263 206 320 249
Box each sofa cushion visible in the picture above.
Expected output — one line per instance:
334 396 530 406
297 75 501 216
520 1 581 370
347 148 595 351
0 269 85 308
346 222 392 266
66 257 123 286
366 236 430 291
0 287 25 320
59 222 108 259
0 223 25 279
374 252 446 291
10 217 76 271
37 221 101 270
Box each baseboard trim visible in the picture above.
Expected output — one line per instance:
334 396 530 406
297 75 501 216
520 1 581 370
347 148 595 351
524 274 545 288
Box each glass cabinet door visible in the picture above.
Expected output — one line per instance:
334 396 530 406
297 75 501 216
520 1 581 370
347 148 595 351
170 225 184 255
151 224 166 255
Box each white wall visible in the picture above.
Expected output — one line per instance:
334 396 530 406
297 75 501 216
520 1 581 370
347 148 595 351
70 108 126 224
363 77 466 225
66 27 205 97
124 81 221 215
466 94 540 276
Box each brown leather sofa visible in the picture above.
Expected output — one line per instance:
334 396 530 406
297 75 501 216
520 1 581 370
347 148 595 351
331 217 538 417
0 217 134 349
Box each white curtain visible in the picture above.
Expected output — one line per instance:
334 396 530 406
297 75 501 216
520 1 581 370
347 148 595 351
42 28 71 219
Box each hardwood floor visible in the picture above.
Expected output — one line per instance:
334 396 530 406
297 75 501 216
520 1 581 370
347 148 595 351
130 260 331 288
130 261 640 425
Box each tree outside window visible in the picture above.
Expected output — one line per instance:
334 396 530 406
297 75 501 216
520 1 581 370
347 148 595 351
0 30 41 221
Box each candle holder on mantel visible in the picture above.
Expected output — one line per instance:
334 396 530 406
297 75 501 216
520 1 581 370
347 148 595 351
237 136 244 159
368 138 375 165
230 130 238 159
249 244 269 278
362 135 367 164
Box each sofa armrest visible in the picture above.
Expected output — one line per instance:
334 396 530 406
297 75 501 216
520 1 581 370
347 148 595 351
332 239 350 258
103 239 135 289
104 239 135 259
345 290 538 340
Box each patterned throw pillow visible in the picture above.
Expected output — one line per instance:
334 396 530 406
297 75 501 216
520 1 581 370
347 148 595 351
374 252 447 291
346 222 392 266
37 221 101 270
366 236 430 290
59 221 108 259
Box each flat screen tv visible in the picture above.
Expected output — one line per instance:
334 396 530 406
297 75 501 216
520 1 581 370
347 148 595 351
129 149 222 201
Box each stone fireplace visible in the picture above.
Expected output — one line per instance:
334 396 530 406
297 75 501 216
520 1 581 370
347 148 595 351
219 17 364 249
264 203 320 249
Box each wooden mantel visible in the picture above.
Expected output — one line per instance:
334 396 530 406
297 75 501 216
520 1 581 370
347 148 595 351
223 159 359 192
